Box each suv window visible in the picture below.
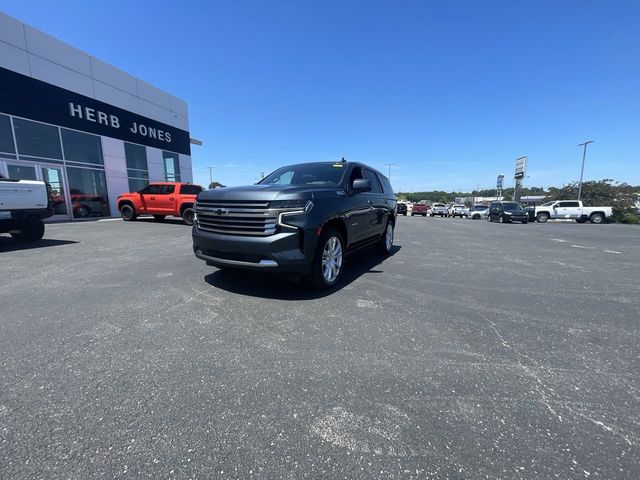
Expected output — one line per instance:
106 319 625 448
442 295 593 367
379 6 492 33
558 201 580 208
348 166 363 187
160 185 175 194
180 184 203 195
379 175 393 194
140 184 161 194
363 169 382 194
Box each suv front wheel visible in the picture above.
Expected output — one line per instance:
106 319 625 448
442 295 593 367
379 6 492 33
308 228 344 289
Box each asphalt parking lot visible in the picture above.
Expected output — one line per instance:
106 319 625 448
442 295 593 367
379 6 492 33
1 216 639 479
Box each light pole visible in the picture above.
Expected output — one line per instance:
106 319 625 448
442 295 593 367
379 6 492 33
207 166 215 184
577 141 594 201
384 163 398 181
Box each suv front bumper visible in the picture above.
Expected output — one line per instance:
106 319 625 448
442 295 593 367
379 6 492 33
192 226 316 274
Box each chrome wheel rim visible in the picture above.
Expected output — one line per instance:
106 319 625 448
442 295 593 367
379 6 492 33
385 223 393 251
322 236 343 283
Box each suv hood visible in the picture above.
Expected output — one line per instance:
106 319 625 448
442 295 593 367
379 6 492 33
198 184 331 202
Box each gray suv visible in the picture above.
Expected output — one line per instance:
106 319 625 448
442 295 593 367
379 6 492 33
192 161 397 288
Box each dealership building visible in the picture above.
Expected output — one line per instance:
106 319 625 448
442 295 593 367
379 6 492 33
0 11 193 220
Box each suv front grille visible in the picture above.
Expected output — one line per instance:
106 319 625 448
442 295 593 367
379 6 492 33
195 200 278 236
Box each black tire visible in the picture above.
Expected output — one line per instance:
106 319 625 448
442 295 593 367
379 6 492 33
422 213 426 217
410 212 415 216
10 220 45 243
498 215 505 223
375 220 394 255
153 215 166 222
182 207 195 226
306 228 345 289
402 212 407 216
75 205 90 218
536 212 549 223
120 204 137 221
576 217 587 224
590 213 604 224
521 219 528 224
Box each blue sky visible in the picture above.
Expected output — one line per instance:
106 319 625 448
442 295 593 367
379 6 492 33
3 0 639 192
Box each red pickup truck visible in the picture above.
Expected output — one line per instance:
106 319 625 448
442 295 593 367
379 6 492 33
411 203 429 216
116 182 203 225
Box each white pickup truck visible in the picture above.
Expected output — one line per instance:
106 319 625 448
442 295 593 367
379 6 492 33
534 200 612 224
0 173 53 242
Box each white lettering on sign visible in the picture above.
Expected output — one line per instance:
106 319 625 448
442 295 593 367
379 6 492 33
68 102 173 144
85 107 96 122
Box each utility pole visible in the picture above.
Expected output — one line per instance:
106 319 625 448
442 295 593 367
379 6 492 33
577 141 594 201
384 163 398 181
207 166 215 184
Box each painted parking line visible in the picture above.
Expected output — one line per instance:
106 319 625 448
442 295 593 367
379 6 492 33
570 245 596 249
603 250 622 254
551 238 569 243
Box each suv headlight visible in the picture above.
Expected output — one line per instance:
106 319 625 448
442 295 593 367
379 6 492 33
269 199 312 210
270 200 314 213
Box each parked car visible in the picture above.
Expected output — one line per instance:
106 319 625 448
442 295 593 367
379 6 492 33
429 203 448 217
488 201 528 223
117 182 203 225
534 200 612 224
448 204 469 218
411 203 428 216
396 202 408 216
469 205 489 220
192 161 396 289
0 173 53 243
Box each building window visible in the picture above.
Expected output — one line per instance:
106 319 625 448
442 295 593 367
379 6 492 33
12 117 62 159
66 167 110 217
61 129 104 166
163 151 180 181
0 114 15 154
124 142 148 191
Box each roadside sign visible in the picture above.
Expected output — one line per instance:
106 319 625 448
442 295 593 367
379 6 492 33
515 156 527 179
496 174 504 189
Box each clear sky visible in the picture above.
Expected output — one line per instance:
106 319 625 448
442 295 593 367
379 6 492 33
3 0 639 192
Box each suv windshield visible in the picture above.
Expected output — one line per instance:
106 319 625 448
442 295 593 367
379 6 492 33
472 205 487 211
541 201 556 206
503 203 523 211
260 163 346 186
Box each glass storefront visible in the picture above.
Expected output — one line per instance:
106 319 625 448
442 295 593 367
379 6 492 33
125 142 149 192
0 115 111 219
163 151 180 181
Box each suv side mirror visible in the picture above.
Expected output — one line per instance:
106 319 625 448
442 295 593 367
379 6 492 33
352 179 371 193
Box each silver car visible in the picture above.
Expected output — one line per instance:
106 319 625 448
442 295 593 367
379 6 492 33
469 205 489 220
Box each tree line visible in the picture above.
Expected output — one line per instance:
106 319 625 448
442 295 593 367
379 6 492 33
398 179 640 223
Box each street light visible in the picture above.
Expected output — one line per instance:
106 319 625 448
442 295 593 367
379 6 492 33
577 141 594 201
207 166 215 184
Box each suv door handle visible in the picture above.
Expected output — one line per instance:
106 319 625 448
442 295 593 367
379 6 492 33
150 196 156 200
169 197 175 201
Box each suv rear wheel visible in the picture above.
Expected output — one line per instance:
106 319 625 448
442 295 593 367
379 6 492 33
376 221 394 255
10 219 45 243
308 228 344 289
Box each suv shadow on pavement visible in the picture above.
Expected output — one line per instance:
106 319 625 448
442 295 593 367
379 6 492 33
0 237 78 252
204 245 401 300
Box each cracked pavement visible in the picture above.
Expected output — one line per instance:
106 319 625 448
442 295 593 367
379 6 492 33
1 216 639 479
